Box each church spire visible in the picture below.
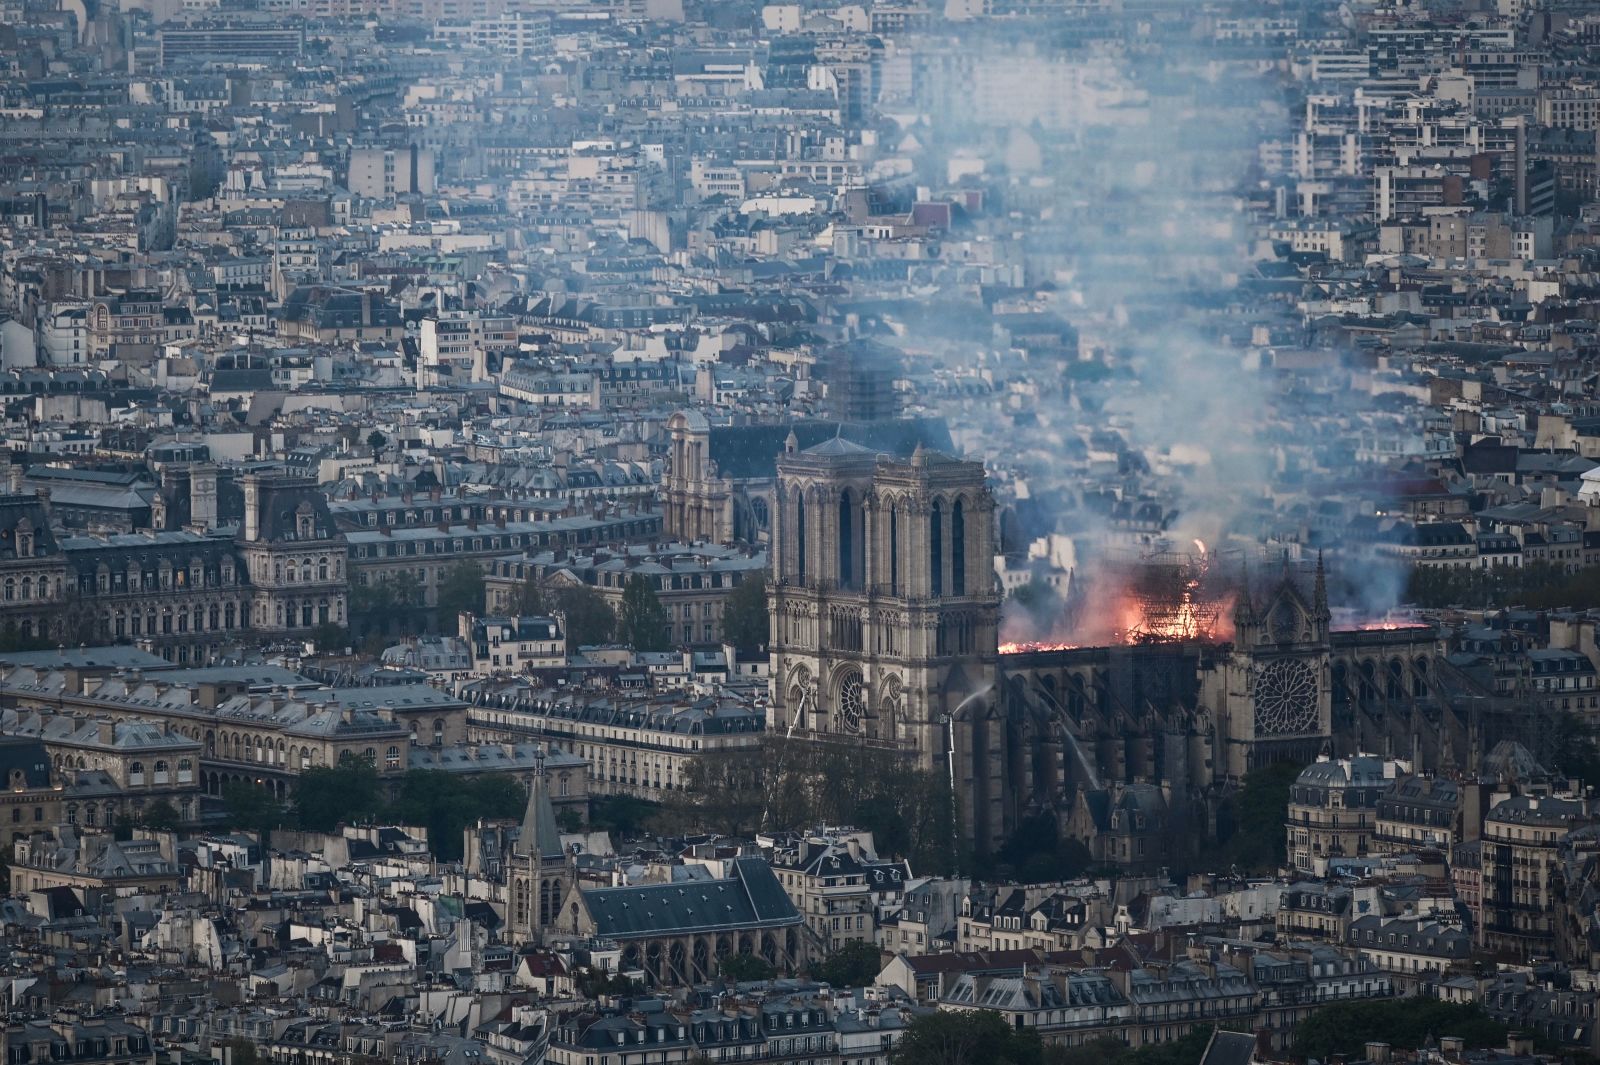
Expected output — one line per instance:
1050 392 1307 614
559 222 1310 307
519 760 565 862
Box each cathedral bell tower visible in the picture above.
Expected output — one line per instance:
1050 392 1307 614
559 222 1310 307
767 437 1005 848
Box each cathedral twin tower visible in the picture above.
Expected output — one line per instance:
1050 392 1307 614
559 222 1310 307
766 434 1009 845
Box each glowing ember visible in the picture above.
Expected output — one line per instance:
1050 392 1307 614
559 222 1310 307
1329 608 1430 633
1000 640 1080 654
999 545 1236 651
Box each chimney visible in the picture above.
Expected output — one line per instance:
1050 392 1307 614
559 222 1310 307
1364 1043 1391 1064
97 720 115 745
1505 1033 1534 1057
1438 1035 1466 1059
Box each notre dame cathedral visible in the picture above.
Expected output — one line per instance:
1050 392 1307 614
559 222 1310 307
735 416 1502 862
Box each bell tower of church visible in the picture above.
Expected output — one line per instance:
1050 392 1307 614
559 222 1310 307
767 437 1005 846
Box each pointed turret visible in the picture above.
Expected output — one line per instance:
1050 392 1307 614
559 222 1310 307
1233 560 1257 629
518 763 565 862
1313 551 1331 623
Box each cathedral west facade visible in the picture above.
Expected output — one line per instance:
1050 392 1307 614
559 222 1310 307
754 423 1473 861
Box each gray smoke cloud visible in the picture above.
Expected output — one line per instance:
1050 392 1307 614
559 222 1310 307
856 25 1410 639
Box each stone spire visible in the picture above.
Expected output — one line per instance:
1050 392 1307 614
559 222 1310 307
518 761 564 862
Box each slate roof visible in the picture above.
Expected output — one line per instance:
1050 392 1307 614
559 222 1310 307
580 857 800 939
706 417 951 481
0 738 51 788
1199 1030 1258 1065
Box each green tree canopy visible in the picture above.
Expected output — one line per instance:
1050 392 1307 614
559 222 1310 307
1406 560 1600 611
810 940 884 989
222 781 284 836
718 953 776 983
674 737 958 875
437 560 487 628
385 771 527 861
294 757 384 832
618 573 672 651
515 574 548 616
366 430 387 453
1291 1000 1506 1060
666 746 765 837
553 584 616 650
140 799 183 831
1214 759 1304 874
890 1009 1043 1065
720 573 769 654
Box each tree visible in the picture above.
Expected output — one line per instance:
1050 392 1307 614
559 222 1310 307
994 813 1093 883
890 1010 1043 1065
140 799 183 831
294 760 383 832
367 430 388 454
310 623 351 653
718 953 776 983
720 573 769 654
618 574 672 651
553 584 616 650
669 747 766 837
221 1040 263 1065
515 574 548 616
386 770 526 862
589 794 657 837
1551 711 1600 789
1291 1000 1506 1060
810 940 884 989
1214 759 1304 874
222 781 284 836
1043 1037 1131 1065
436 561 486 628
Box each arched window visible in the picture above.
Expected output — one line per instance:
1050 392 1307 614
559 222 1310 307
4 578 14 601
889 505 899 595
318 557 329 581
20 577 30 600
795 494 807 582
838 489 853 589
930 501 943 597
952 499 966 596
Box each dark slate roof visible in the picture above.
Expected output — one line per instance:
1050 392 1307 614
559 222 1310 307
0 495 58 558
0 738 51 788
581 858 800 939
706 417 951 481
1199 1030 1258 1065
